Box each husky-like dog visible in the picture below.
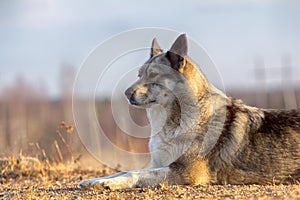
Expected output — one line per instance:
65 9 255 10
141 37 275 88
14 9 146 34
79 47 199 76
80 34 300 189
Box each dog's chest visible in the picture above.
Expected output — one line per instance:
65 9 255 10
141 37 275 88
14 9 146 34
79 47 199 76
146 105 197 168
146 105 167 134
149 132 184 167
146 106 180 167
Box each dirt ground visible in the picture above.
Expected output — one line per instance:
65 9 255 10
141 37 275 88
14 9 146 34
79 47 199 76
1 156 300 199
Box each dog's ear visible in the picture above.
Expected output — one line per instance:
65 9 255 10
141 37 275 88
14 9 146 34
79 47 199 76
150 38 163 57
166 51 185 70
167 34 188 70
169 34 188 56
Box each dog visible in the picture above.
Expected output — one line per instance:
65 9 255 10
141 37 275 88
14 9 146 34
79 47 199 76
79 34 300 190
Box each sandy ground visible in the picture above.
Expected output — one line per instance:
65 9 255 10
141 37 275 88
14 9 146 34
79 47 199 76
1 157 300 199
2 178 300 199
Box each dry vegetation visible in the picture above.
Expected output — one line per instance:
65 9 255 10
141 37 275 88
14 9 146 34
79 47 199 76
1 155 300 200
0 123 300 199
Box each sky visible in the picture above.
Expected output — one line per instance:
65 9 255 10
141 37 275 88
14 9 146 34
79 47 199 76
0 0 300 98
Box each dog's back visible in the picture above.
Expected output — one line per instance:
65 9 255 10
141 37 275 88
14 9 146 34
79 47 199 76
207 99 300 184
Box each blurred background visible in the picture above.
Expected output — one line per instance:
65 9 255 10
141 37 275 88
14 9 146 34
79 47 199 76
0 0 299 166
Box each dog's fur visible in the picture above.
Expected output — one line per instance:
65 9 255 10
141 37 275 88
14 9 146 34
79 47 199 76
79 34 300 189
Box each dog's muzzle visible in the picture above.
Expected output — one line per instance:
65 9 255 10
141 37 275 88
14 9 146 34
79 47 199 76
125 87 138 105
125 87 155 106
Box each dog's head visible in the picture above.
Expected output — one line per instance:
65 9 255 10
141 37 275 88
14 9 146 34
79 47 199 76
125 34 207 108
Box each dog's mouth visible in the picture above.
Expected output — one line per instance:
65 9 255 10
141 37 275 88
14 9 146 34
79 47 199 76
129 98 156 107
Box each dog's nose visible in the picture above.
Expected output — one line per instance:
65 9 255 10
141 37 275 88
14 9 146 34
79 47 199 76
125 87 134 99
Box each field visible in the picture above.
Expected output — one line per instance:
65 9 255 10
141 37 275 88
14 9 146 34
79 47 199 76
1 156 300 199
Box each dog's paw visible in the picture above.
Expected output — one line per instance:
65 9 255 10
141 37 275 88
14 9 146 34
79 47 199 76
79 179 94 189
79 177 134 190
92 177 133 190
79 178 109 190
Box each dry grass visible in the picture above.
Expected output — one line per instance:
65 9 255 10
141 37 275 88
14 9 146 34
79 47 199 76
1 156 300 199
1 123 300 199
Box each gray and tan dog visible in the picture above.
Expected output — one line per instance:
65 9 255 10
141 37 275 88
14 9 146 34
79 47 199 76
80 34 300 189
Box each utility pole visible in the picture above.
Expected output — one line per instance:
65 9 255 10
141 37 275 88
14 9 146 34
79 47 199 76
281 55 297 109
254 56 268 108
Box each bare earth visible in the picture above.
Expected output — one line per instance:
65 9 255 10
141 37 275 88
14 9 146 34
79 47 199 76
1 157 300 199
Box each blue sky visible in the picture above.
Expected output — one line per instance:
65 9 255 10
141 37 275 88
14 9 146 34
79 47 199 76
0 0 299 97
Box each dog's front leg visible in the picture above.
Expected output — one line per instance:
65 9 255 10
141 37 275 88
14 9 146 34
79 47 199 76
79 167 173 190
